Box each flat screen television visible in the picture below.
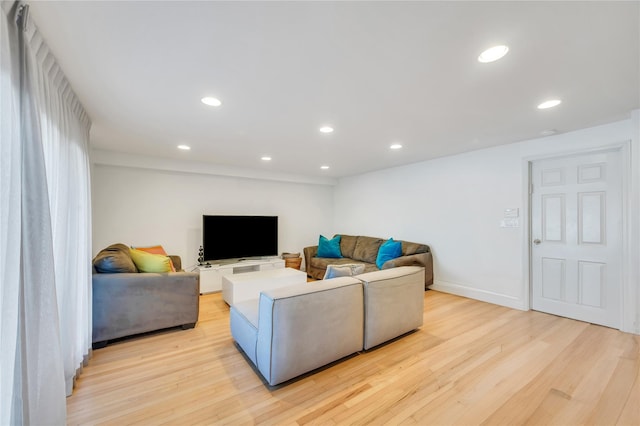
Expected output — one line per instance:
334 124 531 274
202 215 278 261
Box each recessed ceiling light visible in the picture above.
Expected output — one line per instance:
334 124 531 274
320 165 330 170
537 99 561 109
177 144 191 150
541 129 558 136
390 143 403 150
201 97 222 107
319 126 334 134
261 156 272 161
478 45 509 63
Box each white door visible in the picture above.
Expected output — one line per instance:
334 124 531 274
531 149 622 328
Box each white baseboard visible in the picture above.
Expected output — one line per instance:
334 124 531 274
429 280 527 311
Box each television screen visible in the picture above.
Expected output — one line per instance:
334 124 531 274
202 215 278 261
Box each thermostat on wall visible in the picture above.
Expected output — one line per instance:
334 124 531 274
503 208 519 218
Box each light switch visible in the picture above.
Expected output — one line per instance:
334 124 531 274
500 218 519 228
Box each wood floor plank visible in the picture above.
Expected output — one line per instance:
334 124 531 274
67 291 640 425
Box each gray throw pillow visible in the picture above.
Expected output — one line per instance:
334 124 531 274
323 263 366 280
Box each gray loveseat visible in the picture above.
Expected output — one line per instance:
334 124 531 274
92 244 200 348
304 234 433 288
230 266 424 386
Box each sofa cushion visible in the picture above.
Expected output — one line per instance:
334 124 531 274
338 234 358 259
310 256 362 270
352 236 383 264
129 248 173 273
323 263 366 279
93 243 138 273
230 301 259 364
376 238 403 269
317 235 342 258
232 299 260 327
362 263 380 274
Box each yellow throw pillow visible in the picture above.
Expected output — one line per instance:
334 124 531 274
132 245 176 271
129 248 172 273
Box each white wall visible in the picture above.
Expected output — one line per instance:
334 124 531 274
92 164 334 270
91 116 639 333
334 118 639 332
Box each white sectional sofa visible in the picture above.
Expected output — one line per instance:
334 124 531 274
358 267 425 350
230 266 424 386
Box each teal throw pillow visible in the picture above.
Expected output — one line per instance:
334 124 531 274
317 235 342 258
376 238 402 269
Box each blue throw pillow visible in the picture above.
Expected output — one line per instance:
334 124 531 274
317 235 342 258
376 238 402 269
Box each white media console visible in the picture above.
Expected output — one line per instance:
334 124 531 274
198 258 285 294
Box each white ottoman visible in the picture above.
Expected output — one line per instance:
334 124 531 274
222 267 307 305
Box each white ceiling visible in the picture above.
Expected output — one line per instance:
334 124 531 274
29 1 639 179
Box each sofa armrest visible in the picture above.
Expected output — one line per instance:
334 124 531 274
303 245 318 273
356 266 424 350
92 272 200 344
382 253 424 268
255 277 363 386
382 252 433 288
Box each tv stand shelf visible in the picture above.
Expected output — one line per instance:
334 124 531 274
198 258 285 294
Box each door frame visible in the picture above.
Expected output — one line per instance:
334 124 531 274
522 141 633 332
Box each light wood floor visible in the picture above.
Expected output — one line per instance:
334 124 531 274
67 291 639 425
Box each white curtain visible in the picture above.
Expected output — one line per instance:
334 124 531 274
1 2 23 423
1 1 93 423
27 13 93 397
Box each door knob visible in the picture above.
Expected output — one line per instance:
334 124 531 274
533 239 541 245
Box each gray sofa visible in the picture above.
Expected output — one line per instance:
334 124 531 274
304 234 433 288
230 266 424 386
92 244 200 348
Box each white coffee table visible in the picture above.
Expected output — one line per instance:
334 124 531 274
222 267 307 305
